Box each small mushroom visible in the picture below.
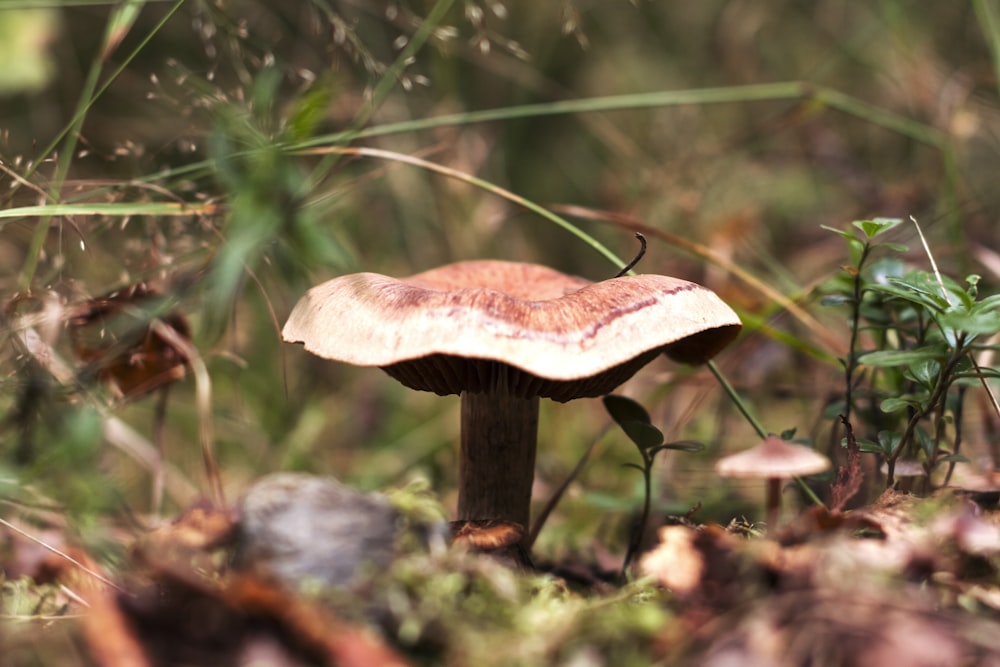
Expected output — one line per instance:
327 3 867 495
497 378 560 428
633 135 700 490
283 260 741 540
715 435 831 531
880 459 925 478
948 469 1000 508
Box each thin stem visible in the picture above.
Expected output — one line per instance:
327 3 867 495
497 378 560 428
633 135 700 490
886 342 966 485
614 233 647 278
558 207 843 359
304 0 456 188
974 0 1000 97
297 145 627 269
709 361 826 508
621 452 653 577
971 353 1000 470
843 244 872 425
527 425 609 550
139 80 947 213
910 215 951 305
0 518 124 593
18 0 186 289
151 384 170 516
296 81 947 149
764 477 782 532
708 360 767 439
151 320 224 506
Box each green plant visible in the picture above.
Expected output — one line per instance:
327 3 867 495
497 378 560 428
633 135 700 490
822 218 1000 487
602 395 703 575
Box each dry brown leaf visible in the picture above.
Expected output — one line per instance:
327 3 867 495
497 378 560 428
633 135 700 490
640 525 704 596
68 282 191 400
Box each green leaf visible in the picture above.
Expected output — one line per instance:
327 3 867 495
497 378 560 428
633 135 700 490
955 367 1000 380
250 67 284 127
824 401 848 419
852 217 903 239
821 225 867 254
603 395 652 427
880 397 920 413
287 77 337 142
853 438 884 454
820 224 858 241
779 427 798 440
0 202 216 221
102 0 145 60
865 256 906 284
937 308 1000 337
973 294 1000 311
603 396 665 450
820 294 851 307
652 440 705 454
858 346 947 368
619 420 665 450
877 431 901 456
906 359 940 388
869 281 949 312
894 271 970 307
915 427 934 459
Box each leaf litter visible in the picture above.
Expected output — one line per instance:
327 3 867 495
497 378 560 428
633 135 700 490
4 476 1000 666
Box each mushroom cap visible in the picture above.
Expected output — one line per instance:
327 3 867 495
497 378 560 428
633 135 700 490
879 459 925 477
949 470 1000 492
283 260 741 401
715 436 831 478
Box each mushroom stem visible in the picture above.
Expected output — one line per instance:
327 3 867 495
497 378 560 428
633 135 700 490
458 392 539 530
764 477 781 532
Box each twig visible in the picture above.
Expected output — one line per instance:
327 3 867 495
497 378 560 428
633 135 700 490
553 204 845 359
294 145 628 270
526 426 608 550
910 215 951 305
151 385 170 516
151 320 224 506
831 415 863 510
707 360 767 439
10 320 199 504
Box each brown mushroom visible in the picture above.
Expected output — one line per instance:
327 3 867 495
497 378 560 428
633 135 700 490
879 459 925 479
715 435 831 531
283 260 741 538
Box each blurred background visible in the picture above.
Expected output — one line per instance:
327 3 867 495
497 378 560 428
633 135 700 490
2 0 999 562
